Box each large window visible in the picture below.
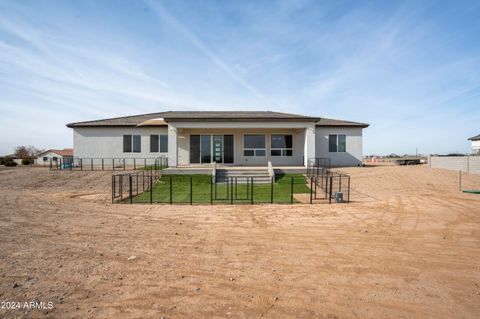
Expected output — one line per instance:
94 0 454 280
123 135 141 153
329 134 346 152
271 134 293 156
150 134 168 153
244 135 265 156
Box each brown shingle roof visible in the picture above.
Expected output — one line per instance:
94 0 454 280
468 134 480 141
315 118 369 128
66 111 320 127
66 111 369 128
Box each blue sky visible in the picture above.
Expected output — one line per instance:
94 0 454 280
1 0 479 155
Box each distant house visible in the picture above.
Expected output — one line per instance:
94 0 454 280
36 148 74 166
66 111 369 167
468 134 480 155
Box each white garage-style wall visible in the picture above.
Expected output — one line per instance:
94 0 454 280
315 127 363 167
73 127 168 158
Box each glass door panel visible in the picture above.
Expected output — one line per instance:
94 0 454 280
190 135 200 164
213 135 223 163
224 135 234 164
200 135 212 163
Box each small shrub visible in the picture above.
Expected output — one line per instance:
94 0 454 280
0 157 4 165
2 156 14 165
5 161 17 167
21 158 31 165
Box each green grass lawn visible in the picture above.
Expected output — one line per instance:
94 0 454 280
132 173 309 204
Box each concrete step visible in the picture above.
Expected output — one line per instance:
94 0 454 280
216 169 269 176
215 176 272 184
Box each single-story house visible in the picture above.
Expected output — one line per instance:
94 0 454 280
468 134 480 155
66 111 369 167
36 148 74 166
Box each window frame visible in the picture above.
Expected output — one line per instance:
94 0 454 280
270 134 293 157
328 134 347 153
150 134 168 153
123 134 141 153
243 134 266 157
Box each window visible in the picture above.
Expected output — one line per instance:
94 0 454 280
244 135 265 156
271 134 293 156
329 134 346 152
160 135 168 153
150 134 168 153
123 135 132 152
150 135 159 152
43 157 48 161
123 135 141 153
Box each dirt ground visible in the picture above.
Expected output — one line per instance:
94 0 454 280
0 165 479 319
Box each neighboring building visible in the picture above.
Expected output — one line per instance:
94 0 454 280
36 148 74 166
469 134 480 155
66 111 369 167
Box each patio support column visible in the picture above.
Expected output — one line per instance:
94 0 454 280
168 124 178 167
304 124 316 166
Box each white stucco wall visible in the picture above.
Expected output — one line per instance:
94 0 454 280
315 127 363 167
73 127 168 158
176 128 306 166
71 123 365 167
472 140 480 154
36 151 67 165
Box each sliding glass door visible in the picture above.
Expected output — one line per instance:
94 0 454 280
190 134 234 164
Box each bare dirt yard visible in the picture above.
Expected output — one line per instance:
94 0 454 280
0 165 479 318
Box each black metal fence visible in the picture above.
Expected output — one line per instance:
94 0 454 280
49 156 168 171
111 172 351 205
306 157 331 176
310 169 350 204
111 168 162 203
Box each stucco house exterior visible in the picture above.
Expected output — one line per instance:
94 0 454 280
468 134 480 155
35 148 74 166
66 111 368 167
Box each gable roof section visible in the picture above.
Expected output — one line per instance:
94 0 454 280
66 111 320 127
468 134 480 141
315 118 369 128
38 148 73 157
66 111 369 128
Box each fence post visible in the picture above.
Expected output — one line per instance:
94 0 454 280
80 158 83 171
250 177 254 205
270 177 274 204
310 176 313 204
150 173 153 204
112 175 114 203
210 176 213 205
129 175 133 204
190 176 193 205
134 158 136 170
142 171 145 192
169 175 173 204
112 159 115 171
102 158 104 171
91 158 93 171
123 158 125 170
231 177 234 205
136 173 139 196
120 175 123 201
329 175 333 204
347 176 350 203
290 177 294 204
